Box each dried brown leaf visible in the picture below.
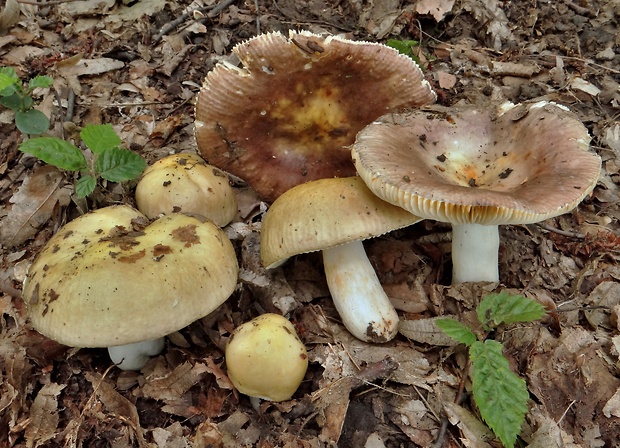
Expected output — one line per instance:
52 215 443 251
84 371 148 446
399 316 460 346
443 401 494 447
0 165 71 247
142 361 209 401
415 0 455 21
24 382 65 448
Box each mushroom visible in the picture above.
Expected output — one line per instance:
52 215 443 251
225 313 308 407
195 29 436 202
135 153 237 227
22 205 239 370
351 101 601 283
260 176 421 342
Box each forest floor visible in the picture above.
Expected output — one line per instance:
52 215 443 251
0 0 619 447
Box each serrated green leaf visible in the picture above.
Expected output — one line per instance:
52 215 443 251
470 340 528 448
28 75 54 90
75 174 97 198
81 124 122 155
95 147 146 183
19 137 87 171
477 292 546 330
15 109 50 135
435 318 477 346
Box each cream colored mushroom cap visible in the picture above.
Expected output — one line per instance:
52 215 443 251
225 313 308 402
195 30 436 202
23 205 239 348
135 153 237 227
260 176 421 268
352 101 601 225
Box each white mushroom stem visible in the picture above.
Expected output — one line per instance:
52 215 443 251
107 337 166 371
451 223 500 284
322 241 399 343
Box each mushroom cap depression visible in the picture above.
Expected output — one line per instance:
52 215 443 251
22 205 239 348
260 176 421 268
135 153 237 227
351 101 601 225
195 30 436 202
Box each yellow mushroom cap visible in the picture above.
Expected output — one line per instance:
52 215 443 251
22 205 239 348
260 176 421 268
225 313 308 402
135 153 237 227
195 30 436 202
351 101 602 225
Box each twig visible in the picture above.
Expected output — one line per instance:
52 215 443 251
537 223 585 239
254 0 260 35
564 0 595 17
152 0 238 45
65 88 75 122
0 279 22 299
16 0 75 5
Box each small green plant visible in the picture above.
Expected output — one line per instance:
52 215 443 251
436 292 546 448
19 124 147 197
0 67 53 135
386 39 421 64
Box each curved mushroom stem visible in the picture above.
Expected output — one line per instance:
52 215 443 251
322 241 399 343
451 223 500 284
108 337 166 371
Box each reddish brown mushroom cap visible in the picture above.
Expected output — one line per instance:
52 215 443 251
351 101 601 225
195 30 436 202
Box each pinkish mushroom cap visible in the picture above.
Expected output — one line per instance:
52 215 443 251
351 101 601 283
195 30 436 202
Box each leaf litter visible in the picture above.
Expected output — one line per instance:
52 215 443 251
0 0 618 446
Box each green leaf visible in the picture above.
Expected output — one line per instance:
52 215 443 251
15 109 50 135
0 67 18 79
386 39 419 56
19 137 87 171
0 73 17 92
470 340 528 448
0 92 28 111
0 68 21 97
435 318 477 346
477 292 546 330
28 75 54 90
95 147 146 183
75 174 97 198
81 124 122 155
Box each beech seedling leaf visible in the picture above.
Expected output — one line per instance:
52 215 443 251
470 340 529 448
75 174 96 198
435 318 477 346
19 137 87 171
95 147 146 182
81 123 122 155
477 292 546 330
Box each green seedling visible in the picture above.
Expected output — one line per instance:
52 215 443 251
436 292 546 448
0 67 53 135
386 39 421 64
19 124 147 198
